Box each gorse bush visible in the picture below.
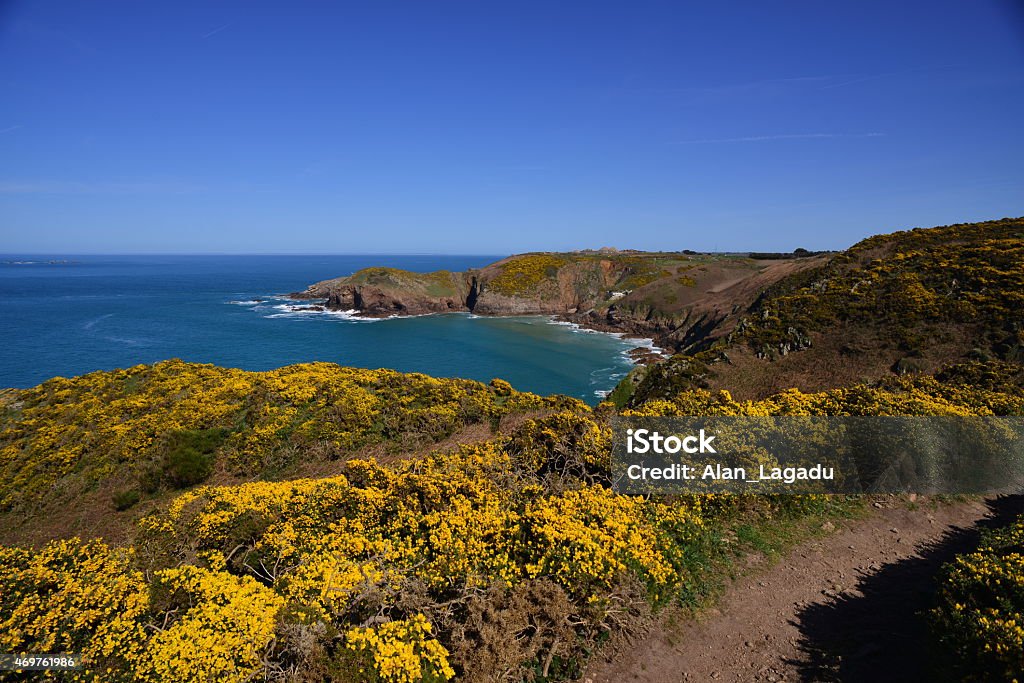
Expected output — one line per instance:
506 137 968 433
0 539 285 683
0 410 710 682
163 445 214 488
0 539 149 680
933 514 1024 681
624 368 1024 418
486 254 569 296
345 614 456 683
111 489 141 511
1 357 1020 681
0 360 574 510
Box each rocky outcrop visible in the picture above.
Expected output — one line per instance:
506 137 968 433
293 267 472 317
312 283 465 316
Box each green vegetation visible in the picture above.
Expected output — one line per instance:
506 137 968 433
624 363 1024 418
677 274 697 287
347 267 412 285
0 388 870 683
486 253 568 295
346 267 464 299
933 513 1024 681
614 256 672 290
0 360 575 513
614 217 1024 681
306 247 778 337
111 489 141 511
606 365 647 409
625 217 1024 405
479 251 710 314
730 218 1024 359
162 428 229 487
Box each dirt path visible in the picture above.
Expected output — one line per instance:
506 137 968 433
584 495 1024 683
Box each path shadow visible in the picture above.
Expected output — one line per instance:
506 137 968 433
788 495 1024 682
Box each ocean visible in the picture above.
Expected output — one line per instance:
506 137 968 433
0 255 648 402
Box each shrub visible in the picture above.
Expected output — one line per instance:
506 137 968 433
163 428 227 487
0 361 558 509
678 218 1024 373
0 539 150 682
2 344 1021 682
487 254 568 295
344 614 454 683
932 515 1024 681
112 489 142 511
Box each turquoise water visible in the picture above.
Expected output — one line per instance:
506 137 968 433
0 255 644 402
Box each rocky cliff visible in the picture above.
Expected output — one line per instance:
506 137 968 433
298 267 471 316
293 250 827 351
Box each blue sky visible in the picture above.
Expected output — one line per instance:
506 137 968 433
1 0 1022 254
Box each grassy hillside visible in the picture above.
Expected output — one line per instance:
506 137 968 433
345 267 467 300
626 217 1024 405
0 360 577 543
731 217 1023 359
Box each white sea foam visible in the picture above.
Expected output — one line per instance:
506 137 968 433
546 319 610 335
619 336 669 360
263 304 382 322
546 316 668 362
322 309 381 321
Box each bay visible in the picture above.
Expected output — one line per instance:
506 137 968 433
0 255 643 402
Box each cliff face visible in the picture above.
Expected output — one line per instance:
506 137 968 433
470 254 624 315
294 250 826 350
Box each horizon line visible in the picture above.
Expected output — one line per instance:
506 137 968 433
0 248 830 258
1 252 509 257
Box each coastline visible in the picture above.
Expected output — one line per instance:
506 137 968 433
281 292 669 362
544 316 670 365
276 293 668 398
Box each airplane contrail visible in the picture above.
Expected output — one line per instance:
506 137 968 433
201 24 230 39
